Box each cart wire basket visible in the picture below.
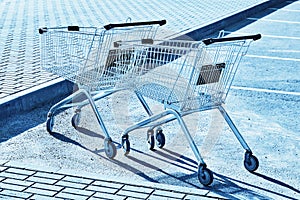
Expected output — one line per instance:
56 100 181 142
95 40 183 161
117 33 261 186
39 20 166 159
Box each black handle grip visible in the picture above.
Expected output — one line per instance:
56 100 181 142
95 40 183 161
104 20 166 30
202 34 261 45
39 27 47 34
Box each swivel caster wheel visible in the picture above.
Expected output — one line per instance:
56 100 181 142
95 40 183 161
147 129 155 150
104 138 117 159
46 117 54 134
155 127 165 148
198 164 213 186
121 135 130 156
244 152 259 172
71 112 81 129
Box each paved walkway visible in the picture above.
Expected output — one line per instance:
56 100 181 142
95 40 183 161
0 0 268 101
0 162 224 200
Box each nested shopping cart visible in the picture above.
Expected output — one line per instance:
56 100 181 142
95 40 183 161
117 34 261 186
39 20 166 159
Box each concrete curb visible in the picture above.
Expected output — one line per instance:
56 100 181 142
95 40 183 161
0 79 74 119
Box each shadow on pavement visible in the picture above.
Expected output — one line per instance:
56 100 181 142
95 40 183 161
213 172 299 200
48 128 298 200
253 172 300 194
0 106 49 143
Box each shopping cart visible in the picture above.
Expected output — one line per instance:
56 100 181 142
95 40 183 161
39 20 166 159
117 33 261 186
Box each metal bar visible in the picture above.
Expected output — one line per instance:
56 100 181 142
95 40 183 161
218 105 252 152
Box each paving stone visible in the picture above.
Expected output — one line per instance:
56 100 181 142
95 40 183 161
24 187 57 197
0 189 32 198
3 178 34 187
30 194 65 200
55 180 87 189
34 172 64 180
92 180 124 189
92 192 125 200
62 176 93 184
184 194 217 200
122 185 154 194
55 192 90 200
0 172 28 180
85 185 119 194
117 189 150 199
0 166 7 172
5 168 36 176
0 182 27 191
152 189 186 199
26 176 58 184
31 183 64 192
62 187 94 196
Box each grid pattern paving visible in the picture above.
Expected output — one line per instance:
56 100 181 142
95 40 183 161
0 164 224 199
0 0 266 99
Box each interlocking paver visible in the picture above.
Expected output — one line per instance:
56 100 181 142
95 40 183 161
92 180 124 189
152 189 186 199
85 185 119 194
34 171 64 180
55 180 87 189
3 178 34 187
31 183 64 192
122 185 154 194
24 187 57 197
61 187 94 196
5 167 36 176
116 189 150 199
30 194 64 200
92 192 125 200
55 192 90 200
26 176 57 184
0 172 28 180
0 189 32 199
0 182 27 192
62 176 93 185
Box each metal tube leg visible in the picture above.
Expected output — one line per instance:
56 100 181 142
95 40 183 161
135 91 153 116
80 89 111 140
168 109 206 165
218 105 252 152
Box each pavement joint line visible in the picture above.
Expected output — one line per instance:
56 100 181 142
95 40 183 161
247 17 300 24
245 54 300 62
231 86 300 96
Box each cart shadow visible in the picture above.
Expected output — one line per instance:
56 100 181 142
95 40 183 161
50 130 299 200
213 172 299 200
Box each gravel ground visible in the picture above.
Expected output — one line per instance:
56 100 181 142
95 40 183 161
0 88 299 199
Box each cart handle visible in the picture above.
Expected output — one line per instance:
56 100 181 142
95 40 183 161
202 34 261 45
103 20 166 30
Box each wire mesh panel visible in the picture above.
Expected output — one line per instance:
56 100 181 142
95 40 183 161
124 39 251 112
39 23 162 91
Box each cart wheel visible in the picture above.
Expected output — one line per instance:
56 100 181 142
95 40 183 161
244 152 259 172
71 113 81 129
121 135 130 156
197 165 214 186
155 127 165 148
46 117 54 134
147 129 155 150
104 138 117 159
